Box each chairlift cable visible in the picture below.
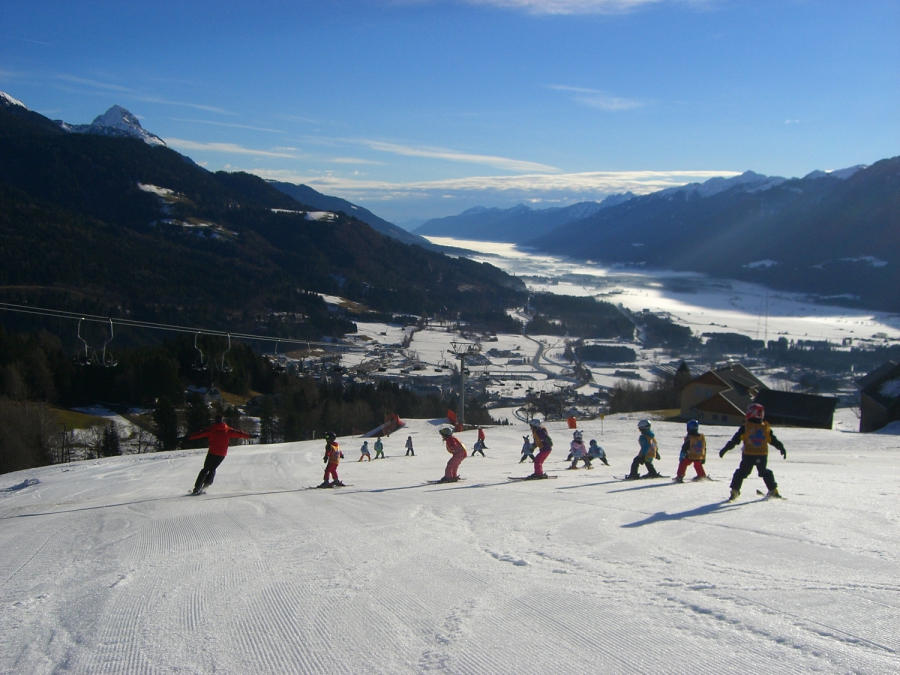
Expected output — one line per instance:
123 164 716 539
0 302 361 351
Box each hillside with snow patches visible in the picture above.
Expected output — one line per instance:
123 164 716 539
2 413 898 674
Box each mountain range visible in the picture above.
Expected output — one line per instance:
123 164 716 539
531 160 899 312
414 160 899 313
0 93 525 342
414 194 634 243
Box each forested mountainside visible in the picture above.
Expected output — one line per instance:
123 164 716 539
0 96 526 344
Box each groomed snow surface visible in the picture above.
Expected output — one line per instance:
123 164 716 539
1 416 898 674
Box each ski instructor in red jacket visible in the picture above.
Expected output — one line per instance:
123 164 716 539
189 415 253 494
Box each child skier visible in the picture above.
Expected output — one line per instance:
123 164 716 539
477 426 487 449
405 436 415 456
189 414 253 494
675 419 707 483
588 439 609 466
471 439 486 457
519 436 535 463
358 440 372 461
319 431 344 488
719 404 786 501
626 419 661 479
568 430 591 469
438 426 467 482
528 418 553 479
374 436 385 459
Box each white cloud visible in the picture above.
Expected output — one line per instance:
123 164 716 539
247 167 741 197
550 85 647 111
329 157 386 165
357 139 560 173
462 0 666 15
164 139 298 158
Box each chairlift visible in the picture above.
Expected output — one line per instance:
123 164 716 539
192 333 209 371
216 333 233 373
99 319 117 367
74 318 117 367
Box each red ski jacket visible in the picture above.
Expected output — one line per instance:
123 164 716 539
188 422 251 457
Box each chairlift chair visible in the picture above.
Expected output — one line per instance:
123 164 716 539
216 334 233 373
74 318 117 367
192 333 208 371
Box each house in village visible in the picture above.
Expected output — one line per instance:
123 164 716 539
680 363 765 426
856 361 900 432
753 389 837 429
681 363 838 428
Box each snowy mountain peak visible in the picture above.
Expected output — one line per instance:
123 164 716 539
92 104 143 131
654 170 787 201
0 91 28 109
57 104 166 147
803 165 867 181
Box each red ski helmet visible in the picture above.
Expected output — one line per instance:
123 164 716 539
746 404 765 421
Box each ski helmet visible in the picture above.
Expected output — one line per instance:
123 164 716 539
573 430 583 440
637 419 651 431
746 404 765 421
686 419 700 433
325 431 337 441
529 418 542 428
439 426 454 439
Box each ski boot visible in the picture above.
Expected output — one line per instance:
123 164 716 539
317 481 333 488
438 476 453 483
766 488 782 499
673 476 684 483
727 489 740 502
525 473 547 480
624 474 640 480
332 480 345 487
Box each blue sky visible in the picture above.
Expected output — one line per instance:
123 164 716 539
2 0 898 225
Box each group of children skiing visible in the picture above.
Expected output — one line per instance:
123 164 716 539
190 404 787 501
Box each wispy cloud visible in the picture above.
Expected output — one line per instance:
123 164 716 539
55 75 233 115
247 168 740 197
57 74 133 93
329 157 386 165
135 96 233 115
164 139 298 158
462 0 667 15
168 117 284 133
550 85 648 111
356 139 560 173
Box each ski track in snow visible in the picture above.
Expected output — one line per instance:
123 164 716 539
1 417 898 674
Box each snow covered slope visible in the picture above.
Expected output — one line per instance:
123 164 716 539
1 416 898 674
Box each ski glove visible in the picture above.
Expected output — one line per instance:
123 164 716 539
780 448 787 459
323 455 328 463
718 448 728 458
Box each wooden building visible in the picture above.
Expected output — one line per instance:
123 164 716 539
680 363 766 426
857 361 900 433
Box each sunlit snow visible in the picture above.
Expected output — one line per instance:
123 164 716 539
1 411 898 673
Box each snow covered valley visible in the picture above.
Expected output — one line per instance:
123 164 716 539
2 415 898 674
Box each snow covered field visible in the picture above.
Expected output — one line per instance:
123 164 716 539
2 415 898 674
426 236 900 343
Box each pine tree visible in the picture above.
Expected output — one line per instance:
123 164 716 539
153 396 179 451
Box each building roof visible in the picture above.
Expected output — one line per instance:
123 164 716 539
860 361 900 410
855 361 897 390
754 389 838 428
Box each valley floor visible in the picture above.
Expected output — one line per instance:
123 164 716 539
1 417 898 674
